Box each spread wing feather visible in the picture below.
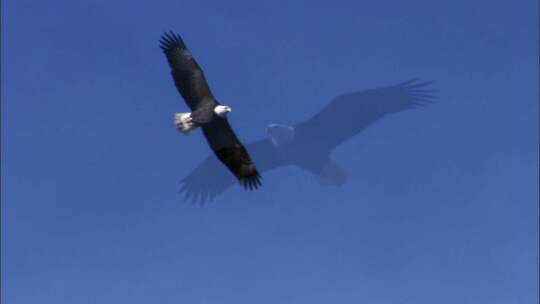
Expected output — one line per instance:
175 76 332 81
159 32 216 111
293 79 437 152
201 117 262 191
180 138 283 205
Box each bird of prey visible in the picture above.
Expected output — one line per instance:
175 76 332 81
179 79 437 204
159 32 261 190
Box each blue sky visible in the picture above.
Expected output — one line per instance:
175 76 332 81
2 0 538 303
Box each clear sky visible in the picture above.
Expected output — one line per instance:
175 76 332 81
2 0 538 303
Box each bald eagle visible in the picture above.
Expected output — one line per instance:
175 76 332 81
159 32 261 190
179 79 437 204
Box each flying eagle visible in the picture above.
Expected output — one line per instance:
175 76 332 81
159 32 261 190
179 79 437 204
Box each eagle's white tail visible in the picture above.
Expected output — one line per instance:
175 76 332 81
314 161 349 186
175 112 198 135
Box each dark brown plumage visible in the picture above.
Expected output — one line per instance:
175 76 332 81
160 31 261 191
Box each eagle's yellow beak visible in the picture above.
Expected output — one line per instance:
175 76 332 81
227 107 233 112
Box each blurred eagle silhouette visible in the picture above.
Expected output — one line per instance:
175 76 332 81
160 32 261 190
179 79 437 204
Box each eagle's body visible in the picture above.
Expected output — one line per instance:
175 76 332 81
179 80 437 204
160 32 261 190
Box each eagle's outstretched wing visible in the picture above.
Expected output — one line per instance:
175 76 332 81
293 79 437 153
159 32 215 111
179 153 236 205
180 138 282 205
179 79 437 204
201 117 262 191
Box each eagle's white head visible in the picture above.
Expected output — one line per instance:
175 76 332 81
214 105 232 117
266 123 296 147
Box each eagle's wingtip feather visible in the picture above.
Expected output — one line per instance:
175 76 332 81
159 31 186 52
239 172 262 191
